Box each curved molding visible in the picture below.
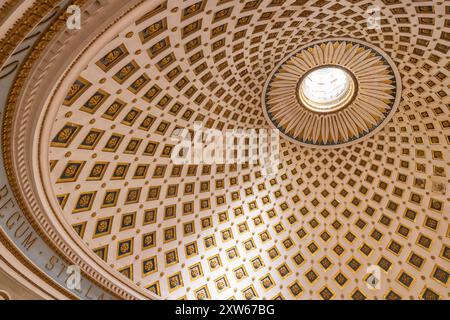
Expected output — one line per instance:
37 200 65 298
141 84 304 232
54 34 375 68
1 0 163 300
0 0 60 66
0 290 11 300
0 0 447 302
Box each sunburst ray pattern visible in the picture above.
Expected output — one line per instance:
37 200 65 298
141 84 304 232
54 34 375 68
263 39 401 147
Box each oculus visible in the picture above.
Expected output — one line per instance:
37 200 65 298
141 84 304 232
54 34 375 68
262 38 402 148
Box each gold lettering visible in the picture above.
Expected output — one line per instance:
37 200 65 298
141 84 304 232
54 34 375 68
57 263 66 278
0 198 14 212
14 221 29 238
21 232 36 251
85 285 94 299
0 198 12 219
6 211 21 229
0 198 15 217
45 256 59 271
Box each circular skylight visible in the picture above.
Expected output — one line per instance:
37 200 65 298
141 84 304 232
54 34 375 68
263 39 401 147
299 66 354 112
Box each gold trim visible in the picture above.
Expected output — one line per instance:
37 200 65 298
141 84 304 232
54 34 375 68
0 1 62 68
0 0 85 301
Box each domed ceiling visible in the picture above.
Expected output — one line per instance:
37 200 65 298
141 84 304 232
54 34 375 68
1 0 449 300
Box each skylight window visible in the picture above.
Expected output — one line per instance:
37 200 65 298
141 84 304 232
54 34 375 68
299 67 354 112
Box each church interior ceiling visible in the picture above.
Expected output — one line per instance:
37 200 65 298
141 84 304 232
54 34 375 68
0 0 448 301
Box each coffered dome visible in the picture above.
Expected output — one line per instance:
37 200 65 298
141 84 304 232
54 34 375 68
0 0 448 301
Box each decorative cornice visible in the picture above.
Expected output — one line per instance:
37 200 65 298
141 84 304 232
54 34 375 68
0 1 60 67
1 0 159 300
